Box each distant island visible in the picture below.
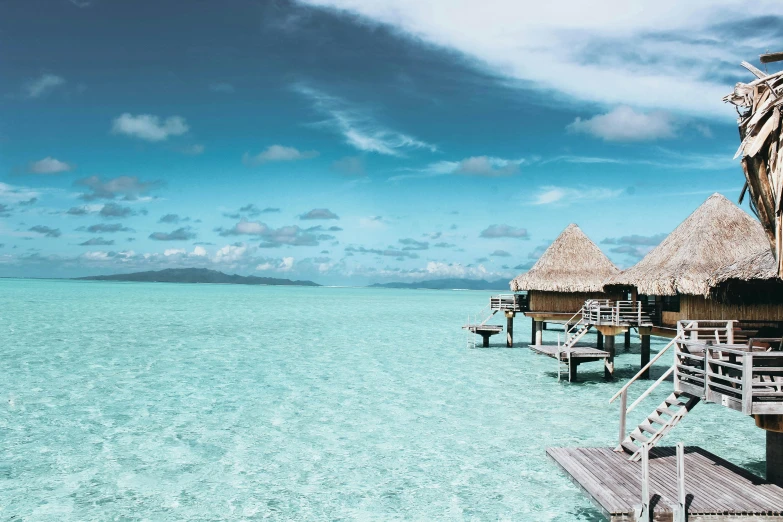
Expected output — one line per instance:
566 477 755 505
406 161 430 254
369 278 510 291
76 268 320 287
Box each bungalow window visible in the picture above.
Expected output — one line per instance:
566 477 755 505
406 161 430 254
661 294 680 313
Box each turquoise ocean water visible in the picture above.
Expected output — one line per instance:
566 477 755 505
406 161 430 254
0 279 767 521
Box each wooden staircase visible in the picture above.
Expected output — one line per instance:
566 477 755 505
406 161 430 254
562 321 591 351
616 391 701 461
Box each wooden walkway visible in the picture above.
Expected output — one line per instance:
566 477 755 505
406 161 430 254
529 343 609 361
548 446 783 521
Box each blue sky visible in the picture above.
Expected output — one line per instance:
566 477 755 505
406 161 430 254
1 0 782 284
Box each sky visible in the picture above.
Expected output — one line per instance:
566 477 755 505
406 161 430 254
1 0 782 285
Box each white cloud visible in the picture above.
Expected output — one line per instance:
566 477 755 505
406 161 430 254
28 157 74 174
212 244 248 264
390 156 527 181
209 82 235 93
567 106 675 141
0 182 40 204
164 249 186 256
295 84 437 156
532 185 624 205
192 246 207 257
243 145 319 166
25 74 65 98
111 113 189 142
256 256 295 272
296 0 780 118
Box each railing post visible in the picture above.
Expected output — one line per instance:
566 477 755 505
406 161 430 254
638 442 651 522
742 354 753 415
676 442 686 522
619 388 628 447
727 320 734 344
673 337 680 392
703 346 711 400
690 321 699 341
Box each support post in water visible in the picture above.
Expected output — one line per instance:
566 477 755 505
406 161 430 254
768 430 783 487
604 334 615 379
530 318 537 346
535 320 543 346
505 311 515 348
624 329 631 351
640 332 651 379
597 330 604 350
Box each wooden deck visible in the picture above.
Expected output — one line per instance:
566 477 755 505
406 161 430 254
529 343 609 361
548 446 783 521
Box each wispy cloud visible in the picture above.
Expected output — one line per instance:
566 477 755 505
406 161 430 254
567 106 676 142
111 113 189 142
532 186 624 206
27 157 74 175
389 156 527 181
480 224 529 239
243 145 319 166
294 84 437 156
24 74 65 98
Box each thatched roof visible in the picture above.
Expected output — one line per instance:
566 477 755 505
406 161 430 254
708 248 777 287
606 193 770 296
510 224 619 292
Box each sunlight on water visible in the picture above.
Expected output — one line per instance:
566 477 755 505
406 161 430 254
0 279 766 520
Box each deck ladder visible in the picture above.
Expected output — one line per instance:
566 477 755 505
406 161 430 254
609 327 701 461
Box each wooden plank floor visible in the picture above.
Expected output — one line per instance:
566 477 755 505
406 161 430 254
529 343 609 360
548 446 783 521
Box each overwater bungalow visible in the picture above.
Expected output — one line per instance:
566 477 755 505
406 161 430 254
510 223 623 345
606 193 783 338
548 58 783 520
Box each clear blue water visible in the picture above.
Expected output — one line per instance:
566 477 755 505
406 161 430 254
0 279 766 521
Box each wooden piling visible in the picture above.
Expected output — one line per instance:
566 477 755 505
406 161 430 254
624 330 631 351
531 317 537 345
640 334 651 379
769 430 783 487
604 335 615 380
535 321 543 346
506 311 514 348
597 331 604 350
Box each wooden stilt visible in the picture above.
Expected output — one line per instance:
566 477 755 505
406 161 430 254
624 330 631 351
481 333 491 348
768 430 783 487
569 359 578 382
531 318 537 345
604 335 615 380
597 331 604 350
535 321 543 346
542 322 547 330
506 312 514 348
640 334 651 379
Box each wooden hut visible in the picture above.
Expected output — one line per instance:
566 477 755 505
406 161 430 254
510 223 622 344
606 193 783 333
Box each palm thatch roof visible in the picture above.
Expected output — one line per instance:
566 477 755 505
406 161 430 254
708 248 777 287
510 223 619 292
708 248 783 305
606 193 770 297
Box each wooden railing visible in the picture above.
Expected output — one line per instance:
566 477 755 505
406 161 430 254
582 299 652 326
674 320 783 415
610 331 688 446
490 293 528 312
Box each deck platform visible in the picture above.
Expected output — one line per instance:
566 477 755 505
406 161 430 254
529 343 610 361
548 446 783 521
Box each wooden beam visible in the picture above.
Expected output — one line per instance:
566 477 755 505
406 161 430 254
761 52 783 64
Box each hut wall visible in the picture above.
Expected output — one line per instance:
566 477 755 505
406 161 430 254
661 295 783 326
529 290 624 313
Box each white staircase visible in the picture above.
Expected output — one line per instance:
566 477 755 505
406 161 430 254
561 320 591 350
617 391 700 461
